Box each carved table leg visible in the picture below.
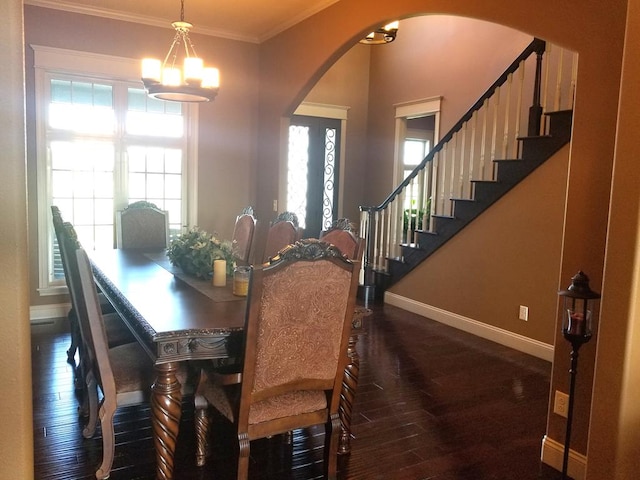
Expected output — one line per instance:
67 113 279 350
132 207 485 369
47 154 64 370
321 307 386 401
194 393 210 467
151 362 183 480
339 332 360 454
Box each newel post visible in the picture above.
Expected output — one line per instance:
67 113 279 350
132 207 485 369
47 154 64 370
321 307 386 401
358 206 376 305
528 38 546 136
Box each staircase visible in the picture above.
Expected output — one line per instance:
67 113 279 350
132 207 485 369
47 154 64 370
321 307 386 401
358 39 577 303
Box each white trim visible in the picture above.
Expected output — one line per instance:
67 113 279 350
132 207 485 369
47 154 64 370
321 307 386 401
384 292 555 362
294 102 349 120
394 96 442 119
32 45 139 81
30 303 71 323
541 435 587 480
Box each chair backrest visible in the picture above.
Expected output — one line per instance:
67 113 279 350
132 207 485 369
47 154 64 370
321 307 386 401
262 211 303 262
239 239 360 427
75 247 116 400
57 222 102 382
319 219 362 261
51 206 72 283
116 201 169 249
232 211 256 266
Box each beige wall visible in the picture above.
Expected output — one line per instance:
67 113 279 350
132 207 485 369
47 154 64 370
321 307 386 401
0 1 34 479
24 6 260 306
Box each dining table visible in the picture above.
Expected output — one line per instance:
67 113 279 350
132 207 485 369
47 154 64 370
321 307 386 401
89 248 366 480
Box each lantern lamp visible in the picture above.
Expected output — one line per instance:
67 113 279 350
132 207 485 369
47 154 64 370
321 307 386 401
557 270 600 479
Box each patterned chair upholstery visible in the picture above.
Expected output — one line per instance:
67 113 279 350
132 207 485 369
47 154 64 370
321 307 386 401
115 201 169 249
195 239 360 479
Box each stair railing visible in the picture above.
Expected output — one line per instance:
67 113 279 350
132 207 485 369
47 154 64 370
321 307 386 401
359 38 578 299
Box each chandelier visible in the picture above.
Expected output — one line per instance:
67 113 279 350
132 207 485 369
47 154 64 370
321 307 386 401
141 0 220 102
359 21 399 45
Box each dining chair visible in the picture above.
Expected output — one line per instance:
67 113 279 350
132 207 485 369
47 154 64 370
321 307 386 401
262 211 303 262
51 207 134 367
51 205 84 364
319 218 361 261
318 218 369 454
74 246 193 480
232 207 257 266
115 200 169 249
59 222 137 437
194 239 360 479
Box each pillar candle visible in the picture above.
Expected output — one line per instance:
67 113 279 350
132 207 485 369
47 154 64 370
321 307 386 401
213 259 226 287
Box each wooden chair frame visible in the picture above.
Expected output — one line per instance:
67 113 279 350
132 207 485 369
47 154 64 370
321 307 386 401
196 239 360 479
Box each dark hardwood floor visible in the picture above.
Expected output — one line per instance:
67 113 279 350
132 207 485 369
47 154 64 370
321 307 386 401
32 303 564 479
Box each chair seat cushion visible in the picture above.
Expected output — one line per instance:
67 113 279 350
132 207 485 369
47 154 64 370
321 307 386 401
200 378 326 425
104 313 136 348
109 342 194 406
109 343 155 395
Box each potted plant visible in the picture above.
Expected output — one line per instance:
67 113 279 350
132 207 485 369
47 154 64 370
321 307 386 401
166 226 234 279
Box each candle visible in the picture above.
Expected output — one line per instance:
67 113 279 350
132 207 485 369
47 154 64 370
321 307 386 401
213 259 226 287
233 266 250 296
568 310 584 335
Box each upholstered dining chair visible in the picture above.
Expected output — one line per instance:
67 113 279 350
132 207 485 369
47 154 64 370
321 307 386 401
319 218 362 261
194 239 360 479
51 205 84 364
232 207 257 266
115 200 169 249
74 247 193 480
262 211 303 262
318 218 369 454
51 207 134 368
59 222 137 437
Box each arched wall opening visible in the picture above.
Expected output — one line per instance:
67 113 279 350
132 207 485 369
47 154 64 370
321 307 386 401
256 1 627 476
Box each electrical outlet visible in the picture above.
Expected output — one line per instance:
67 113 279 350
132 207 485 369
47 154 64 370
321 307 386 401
519 305 529 321
554 390 569 418
272 199 278 211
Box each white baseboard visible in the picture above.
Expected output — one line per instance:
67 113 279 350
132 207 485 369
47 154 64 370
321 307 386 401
30 303 70 324
384 292 554 362
541 435 586 480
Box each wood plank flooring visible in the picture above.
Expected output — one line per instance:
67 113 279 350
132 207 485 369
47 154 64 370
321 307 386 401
32 303 564 479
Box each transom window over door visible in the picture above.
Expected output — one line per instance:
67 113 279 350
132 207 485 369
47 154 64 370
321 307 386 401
34 46 197 295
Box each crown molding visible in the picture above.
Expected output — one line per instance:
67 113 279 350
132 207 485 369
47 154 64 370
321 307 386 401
25 0 340 44
24 0 261 43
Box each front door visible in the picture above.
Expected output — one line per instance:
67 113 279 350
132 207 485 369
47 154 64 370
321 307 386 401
287 115 341 238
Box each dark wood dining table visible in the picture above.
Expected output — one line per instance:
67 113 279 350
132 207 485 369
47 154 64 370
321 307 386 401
89 248 365 480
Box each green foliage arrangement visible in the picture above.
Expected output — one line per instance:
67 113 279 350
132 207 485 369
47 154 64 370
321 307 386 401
166 226 234 278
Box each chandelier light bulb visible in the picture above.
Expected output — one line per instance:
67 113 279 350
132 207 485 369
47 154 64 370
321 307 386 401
183 57 204 82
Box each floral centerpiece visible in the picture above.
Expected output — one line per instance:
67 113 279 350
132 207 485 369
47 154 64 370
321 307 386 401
166 226 234 278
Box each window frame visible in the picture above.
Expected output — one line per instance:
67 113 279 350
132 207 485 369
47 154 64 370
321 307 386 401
32 45 199 296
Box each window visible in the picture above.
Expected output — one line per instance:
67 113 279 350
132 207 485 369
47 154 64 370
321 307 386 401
403 136 430 209
34 46 198 295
